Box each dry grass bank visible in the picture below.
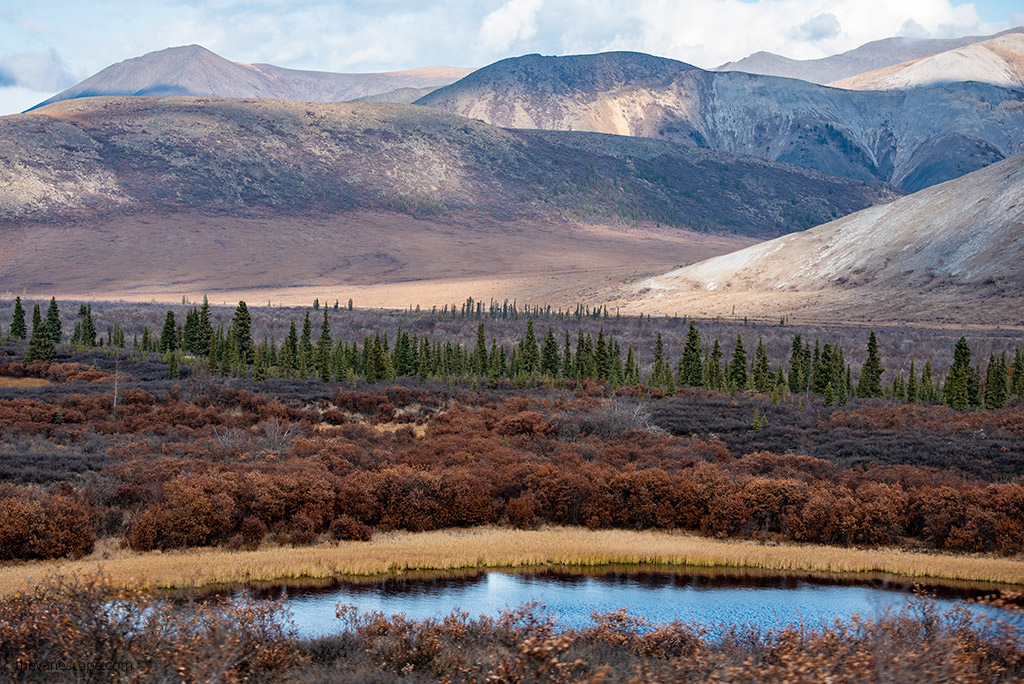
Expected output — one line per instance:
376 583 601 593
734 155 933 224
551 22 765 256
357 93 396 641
2 527 1023 595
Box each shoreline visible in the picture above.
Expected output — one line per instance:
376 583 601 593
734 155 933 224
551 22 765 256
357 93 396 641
2 527 1023 595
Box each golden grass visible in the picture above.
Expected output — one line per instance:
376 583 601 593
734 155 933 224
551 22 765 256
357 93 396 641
2 527 1022 596
0 377 51 388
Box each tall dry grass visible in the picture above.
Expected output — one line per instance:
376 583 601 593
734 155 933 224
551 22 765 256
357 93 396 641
1 527 1022 596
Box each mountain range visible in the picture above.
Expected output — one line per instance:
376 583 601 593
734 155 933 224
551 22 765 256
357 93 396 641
417 50 1024 193
0 96 892 307
31 45 473 110
4 30 1024 323
715 27 1024 84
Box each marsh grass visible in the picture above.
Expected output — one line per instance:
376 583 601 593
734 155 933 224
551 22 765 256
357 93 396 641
1 527 1021 596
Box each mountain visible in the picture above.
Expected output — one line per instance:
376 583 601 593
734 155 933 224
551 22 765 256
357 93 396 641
0 97 894 307
830 33 1024 91
31 45 474 110
614 154 1024 325
416 51 1024 193
715 28 1024 84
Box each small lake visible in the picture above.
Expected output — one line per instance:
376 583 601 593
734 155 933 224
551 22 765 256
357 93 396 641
213 568 1014 637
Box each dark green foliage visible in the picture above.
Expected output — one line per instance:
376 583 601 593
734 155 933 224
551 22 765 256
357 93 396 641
315 308 332 382
856 331 884 398
944 337 973 410
752 338 771 393
45 298 61 345
472 323 488 376
72 304 97 348
517 317 540 375
984 353 1009 409
24 317 55 364
727 335 747 391
1013 348 1024 398
541 328 560 377
232 301 255 365
168 353 180 380
160 311 177 353
298 311 313 378
9 296 26 340
677 322 703 387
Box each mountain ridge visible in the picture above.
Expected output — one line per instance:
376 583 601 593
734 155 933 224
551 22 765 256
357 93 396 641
31 45 475 110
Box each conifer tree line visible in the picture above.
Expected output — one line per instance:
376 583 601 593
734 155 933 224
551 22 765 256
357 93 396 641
5 297 1024 410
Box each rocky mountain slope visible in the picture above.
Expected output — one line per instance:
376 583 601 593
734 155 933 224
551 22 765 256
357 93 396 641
0 96 896 306
830 32 1024 91
1 96 893 237
715 28 1023 84
615 153 1024 325
417 51 1024 193
31 45 473 110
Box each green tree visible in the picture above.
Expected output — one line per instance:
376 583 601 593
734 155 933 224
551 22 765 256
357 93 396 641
1013 348 1024 398
168 353 180 380
9 296 27 340
706 339 724 391
856 331 884 398
541 328 560 378
943 337 972 410
315 308 332 382
198 295 213 356
298 311 313 378
232 301 255 365
518 317 540 375
906 360 918 404
727 335 748 391
25 316 55 364
45 298 61 346
984 352 1009 409
752 338 771 393
649 333 671 388
677 322 703 387
472 322 488 376
160 311 177 353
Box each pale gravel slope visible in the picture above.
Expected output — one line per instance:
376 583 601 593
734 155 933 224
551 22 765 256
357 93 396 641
831 33 1024 91
615 154 1024 324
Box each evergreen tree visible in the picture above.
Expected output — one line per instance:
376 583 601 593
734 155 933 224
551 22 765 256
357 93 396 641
198 295 213 355
727 335 748 391
168 353 180 380
906 360 918 403
624 346 640 386
984 353 1009 409
298 311 313 378
9 296 26 340
1013 348 1024 398
823 381 835 406
856 331 884 398
232 301 255 365
706 339 725 391
752 338 771 393
472 323 488 376
518 317 540 375
182 308 200 354
678 322 703 387
649 333 670 388
25 318 55 363
77 305 97 347
315 308 332 381
561 331 573 378
30 303 42 338
921 360 935 402
45 298 61 345
541 328 560 377
944 337 972 410
160 311 177 353
787 334 804 394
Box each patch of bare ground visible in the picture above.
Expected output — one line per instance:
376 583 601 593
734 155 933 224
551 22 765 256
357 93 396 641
0 210 755 309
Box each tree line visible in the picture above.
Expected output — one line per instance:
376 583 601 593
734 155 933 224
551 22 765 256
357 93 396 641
6 296 1024 410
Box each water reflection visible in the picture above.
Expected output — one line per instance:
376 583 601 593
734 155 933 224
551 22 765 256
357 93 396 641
213 568 1012 638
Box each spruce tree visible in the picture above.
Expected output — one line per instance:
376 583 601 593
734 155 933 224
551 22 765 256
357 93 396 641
706 339 724 391
921 361 934 402
45 297 61 346
232 301 255 365
984 352 1009 409
906 360 918 404
168 353 180 380
9 296 27 340
1013 348 1024 398
160 311 177 353
727 335 748 392
541 328 560 377
518 317 540 375
787 334 804 394
944 337 972 410
298 311 313 378
198 295 213 355
678 321 703 387
315 308 332 381
472 323 488 376
25 319 55 363
856 331 884 398
30 303 42 339
649 333 670 388
752 338 771 393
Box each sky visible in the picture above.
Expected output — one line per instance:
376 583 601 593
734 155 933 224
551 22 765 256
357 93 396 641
1 0 1022 115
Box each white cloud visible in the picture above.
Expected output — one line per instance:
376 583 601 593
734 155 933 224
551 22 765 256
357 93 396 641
0 85 54 115
0 50 77 91
478 0 544 53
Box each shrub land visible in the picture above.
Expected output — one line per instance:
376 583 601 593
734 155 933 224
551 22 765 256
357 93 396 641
1 296 1024 679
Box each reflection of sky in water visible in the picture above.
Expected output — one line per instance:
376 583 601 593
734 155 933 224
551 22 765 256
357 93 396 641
272 572 1009 638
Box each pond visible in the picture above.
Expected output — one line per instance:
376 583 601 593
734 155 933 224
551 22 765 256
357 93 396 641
211 567 1015 637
